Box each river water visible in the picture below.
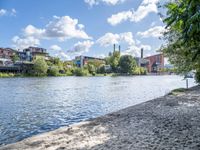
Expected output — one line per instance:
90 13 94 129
0 75 197 145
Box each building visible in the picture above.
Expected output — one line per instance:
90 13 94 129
74 56 105 68
144 54 164 73
18 47 49 62
0 48 16 66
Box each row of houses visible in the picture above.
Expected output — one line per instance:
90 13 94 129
0 47 49 72
0 45 166 73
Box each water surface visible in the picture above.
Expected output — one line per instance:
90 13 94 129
0 75 196 145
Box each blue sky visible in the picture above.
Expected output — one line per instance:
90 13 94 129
0 0 166 60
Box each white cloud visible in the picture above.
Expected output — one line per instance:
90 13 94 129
45 16 91 40
107 0 159 26
50 45 62 51
12 36 40 50
24 25 45 38
97 32 135 47
123 44 151 57
52 40 94 60
12 16 91 50
137 26 165 38
85 0 126 6
11 8 17 16
68 40 94 55
0 9 7 16
97 32 151 57
0 8 17 16
55 51 71 60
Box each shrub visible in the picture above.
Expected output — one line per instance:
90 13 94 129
47 66 59 76
33 58 48 76
74 68 89 76
195 70 200 84
119 55 136 74
97 65 106 74
0 73 15 78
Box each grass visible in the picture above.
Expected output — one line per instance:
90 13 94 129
168 88 188 95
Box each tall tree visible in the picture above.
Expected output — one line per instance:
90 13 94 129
109 51 120 72
33 58 48 76
119 55 136 74
162 0 200 83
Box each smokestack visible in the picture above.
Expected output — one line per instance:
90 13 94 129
141 48 144 59
114 44 116 52
119 45 121 53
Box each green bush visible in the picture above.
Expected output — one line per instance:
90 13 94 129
74 68 89 76
0 72 15 78
97 65 106 74
87 64 96 74
140 67 147 75
133 67 141 75
195 70 200 84
133 67 147 75
47 66 59 76
119 55 136 74
33 58 48 76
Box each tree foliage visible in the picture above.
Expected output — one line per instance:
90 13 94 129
48 66 59 76
162 0 200 82
33 58 48 76
108 51 120 72
119 55 136 74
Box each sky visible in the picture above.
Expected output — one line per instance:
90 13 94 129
0 0 166 60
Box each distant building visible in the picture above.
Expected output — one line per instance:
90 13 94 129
0 48 16 66
144 54 164 73
18 47 49 62
74 56 105 68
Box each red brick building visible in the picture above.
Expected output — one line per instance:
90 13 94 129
145 54 164 73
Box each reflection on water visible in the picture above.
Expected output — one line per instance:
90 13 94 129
0 75 196 145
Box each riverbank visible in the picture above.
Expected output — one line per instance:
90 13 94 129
1 86 200 150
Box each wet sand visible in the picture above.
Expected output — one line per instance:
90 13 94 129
0 86 200 150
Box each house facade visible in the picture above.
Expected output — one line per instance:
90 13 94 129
18 47 49 62
0 48 16 66
144 54 164 73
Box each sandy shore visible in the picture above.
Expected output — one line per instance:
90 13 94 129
1 86 200 150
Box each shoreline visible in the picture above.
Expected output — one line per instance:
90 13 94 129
0 73 177 78
1 86 200 150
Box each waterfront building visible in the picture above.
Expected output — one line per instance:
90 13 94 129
74 56 105 68
144 54 164 73
0 48 17 66
18 47 50 62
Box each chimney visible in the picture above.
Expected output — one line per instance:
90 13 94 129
113 44 116 52
141 48 144 59
119 45 121 53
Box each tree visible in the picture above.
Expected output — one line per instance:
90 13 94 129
162 0 200 83
33 58 48 76
119 55 136 74
48 66 59 76
87 64 96 75
109 51 120 72
74 68 89 76
49 57 64 71
11 54 20 63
